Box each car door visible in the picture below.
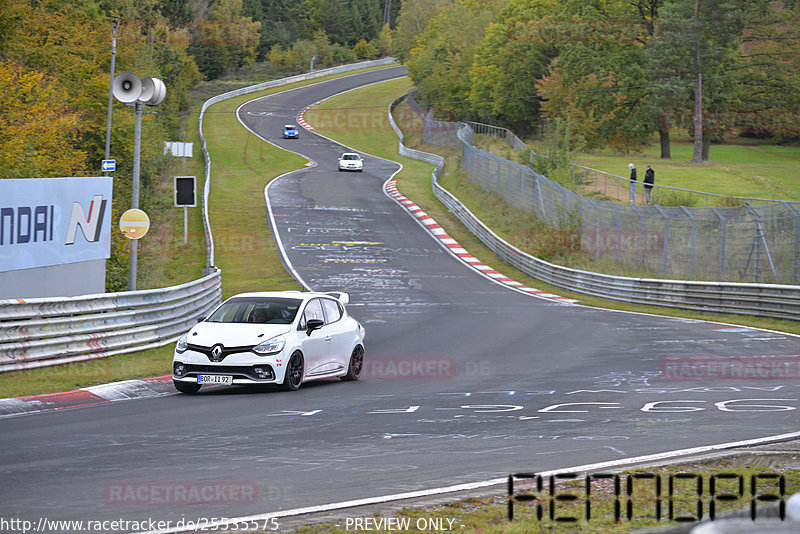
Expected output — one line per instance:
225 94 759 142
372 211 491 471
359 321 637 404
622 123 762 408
298 298 329 377
321 298 352 372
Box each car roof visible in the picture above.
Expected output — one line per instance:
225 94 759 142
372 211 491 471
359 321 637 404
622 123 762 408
340 152 360 157
284 124 297 128
225 290 346 303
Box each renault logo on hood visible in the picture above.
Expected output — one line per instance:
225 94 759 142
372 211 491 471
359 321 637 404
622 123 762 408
211 344 224 361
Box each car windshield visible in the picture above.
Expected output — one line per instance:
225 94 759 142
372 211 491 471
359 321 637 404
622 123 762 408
206 296 301 324
342 154 359 160
284 125 296 130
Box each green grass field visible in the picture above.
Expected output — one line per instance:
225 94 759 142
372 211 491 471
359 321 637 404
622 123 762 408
569 137 800 201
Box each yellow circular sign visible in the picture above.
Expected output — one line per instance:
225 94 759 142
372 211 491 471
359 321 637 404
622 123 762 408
119 209 150 240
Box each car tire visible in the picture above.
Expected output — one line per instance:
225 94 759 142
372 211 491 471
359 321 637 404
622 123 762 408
341 345 364 381
174 380 201 394
282 351 304 391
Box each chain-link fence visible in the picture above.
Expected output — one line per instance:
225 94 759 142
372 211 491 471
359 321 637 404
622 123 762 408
409 94 800 284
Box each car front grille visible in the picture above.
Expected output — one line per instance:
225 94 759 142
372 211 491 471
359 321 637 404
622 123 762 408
181 364 275 381
186 343 254 362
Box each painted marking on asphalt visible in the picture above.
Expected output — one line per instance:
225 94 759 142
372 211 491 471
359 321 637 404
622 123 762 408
298 105 314 130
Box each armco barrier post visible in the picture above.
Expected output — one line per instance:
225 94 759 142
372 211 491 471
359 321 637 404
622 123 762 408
680 206 697 279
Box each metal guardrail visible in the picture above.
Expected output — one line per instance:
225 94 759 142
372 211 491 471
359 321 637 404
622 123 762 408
390 95 800 322
0 270 221 372
0 60 397 373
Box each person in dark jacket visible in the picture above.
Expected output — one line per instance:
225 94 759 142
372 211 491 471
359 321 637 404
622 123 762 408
644 164 655 205
628 163 637 203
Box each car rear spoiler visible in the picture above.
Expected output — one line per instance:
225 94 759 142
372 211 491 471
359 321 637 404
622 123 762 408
325 292 350 305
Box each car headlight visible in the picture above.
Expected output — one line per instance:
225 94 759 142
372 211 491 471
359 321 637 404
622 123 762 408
175 334 188 354
252 334 285 356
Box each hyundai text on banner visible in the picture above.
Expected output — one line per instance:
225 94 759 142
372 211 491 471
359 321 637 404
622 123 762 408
0 177 113 273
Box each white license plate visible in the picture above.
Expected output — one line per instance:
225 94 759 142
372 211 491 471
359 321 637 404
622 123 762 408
197 375 233 385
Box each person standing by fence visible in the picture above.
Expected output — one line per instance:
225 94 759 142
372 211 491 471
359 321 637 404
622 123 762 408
628 163 637 203
644 164 655 204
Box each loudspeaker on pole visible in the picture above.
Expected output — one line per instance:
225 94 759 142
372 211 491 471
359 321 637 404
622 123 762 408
140 77 167 106
112 72 142 103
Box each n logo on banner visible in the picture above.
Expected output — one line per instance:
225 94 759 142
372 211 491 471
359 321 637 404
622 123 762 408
65 195 107 245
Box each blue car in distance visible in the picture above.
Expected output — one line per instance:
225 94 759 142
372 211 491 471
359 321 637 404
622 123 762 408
283 124 299 139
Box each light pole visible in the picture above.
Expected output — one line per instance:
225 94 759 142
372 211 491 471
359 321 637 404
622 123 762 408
104 16 120 177
112 73 166 290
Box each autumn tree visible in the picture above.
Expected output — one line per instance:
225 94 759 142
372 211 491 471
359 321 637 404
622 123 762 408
0 60 88 178
406 0 509 116
187 0 261 78
391 0 450 62
648 0 749 161
468 0 557 134
531 1 653 151
731 0 800 143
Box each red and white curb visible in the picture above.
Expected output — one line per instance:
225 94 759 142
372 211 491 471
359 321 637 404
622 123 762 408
384 180 576 304
298 105 314 130
0 376 176 418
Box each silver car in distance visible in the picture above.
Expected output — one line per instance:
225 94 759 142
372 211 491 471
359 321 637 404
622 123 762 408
172 291 365 393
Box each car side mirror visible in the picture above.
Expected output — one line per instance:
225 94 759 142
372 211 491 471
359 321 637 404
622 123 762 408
306 318 324 336
196 317 205 323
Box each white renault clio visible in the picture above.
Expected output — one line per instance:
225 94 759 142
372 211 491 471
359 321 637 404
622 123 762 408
172 291 365 393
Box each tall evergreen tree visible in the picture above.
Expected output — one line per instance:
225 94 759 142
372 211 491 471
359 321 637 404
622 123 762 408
648 0 748 161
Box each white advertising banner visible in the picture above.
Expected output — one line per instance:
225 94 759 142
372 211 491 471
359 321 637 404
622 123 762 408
0 177 113 273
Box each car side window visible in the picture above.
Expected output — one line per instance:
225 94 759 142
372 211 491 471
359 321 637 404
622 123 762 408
298 299 324 330
321 298 342 324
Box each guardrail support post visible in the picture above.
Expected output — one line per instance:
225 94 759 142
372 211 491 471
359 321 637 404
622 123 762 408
783 202 800 285
680 206 696 279
711 207 727 280
743 204 777 282
655 205 670 275
610 203 622 259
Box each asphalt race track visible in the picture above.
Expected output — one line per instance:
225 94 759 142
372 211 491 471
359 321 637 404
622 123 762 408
1 66 799 530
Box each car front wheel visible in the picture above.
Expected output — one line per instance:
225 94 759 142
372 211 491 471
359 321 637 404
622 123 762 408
282 351 304 391
341 345 364 381
174 380 201 394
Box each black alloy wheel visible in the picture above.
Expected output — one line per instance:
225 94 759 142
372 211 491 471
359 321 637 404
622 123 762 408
341 345 364 381
282 351 304 391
